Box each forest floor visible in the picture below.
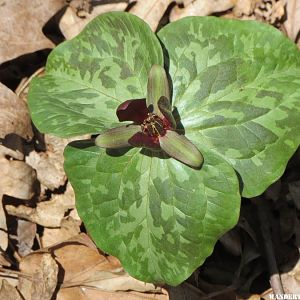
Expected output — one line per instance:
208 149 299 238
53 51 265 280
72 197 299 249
0 0 300 299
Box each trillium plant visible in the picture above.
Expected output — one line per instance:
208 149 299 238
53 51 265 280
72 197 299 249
28 12 300 285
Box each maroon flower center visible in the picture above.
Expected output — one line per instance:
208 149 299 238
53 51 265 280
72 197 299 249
141 113 170 137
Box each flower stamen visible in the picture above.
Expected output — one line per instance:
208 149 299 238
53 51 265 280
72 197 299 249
141 113 166 137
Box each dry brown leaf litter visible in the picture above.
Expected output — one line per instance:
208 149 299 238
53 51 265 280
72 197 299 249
170 0 236 21
0 0 66 63
0 279 23 300
31 254 59 300
59 3 128 40
41 216 81 248
283 0 300 42
16 220 37 257
26 135 70 191
17 234 168 300
19 253 59 300
0 145 36 251
0 82 33 140
129 0 174 31
6 185 76 227
1 0 300 299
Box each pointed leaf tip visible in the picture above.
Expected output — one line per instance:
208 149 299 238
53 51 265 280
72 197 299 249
147 65 170 117
159 131 204 168
95 125 140 149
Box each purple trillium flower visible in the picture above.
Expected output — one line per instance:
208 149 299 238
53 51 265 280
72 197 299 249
96 65 203 168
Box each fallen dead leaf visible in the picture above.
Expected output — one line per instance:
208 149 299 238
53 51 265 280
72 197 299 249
26 134 89 191
0 276 19 288
0 146 35 199
69 207 81 222
5 182 75 228
51 181 76 208
41 216 81 248
19 234 166 298
58 288 169 300
60 3 128 40
17 220 37 257
281 259 300 293
253 0 286 24
0 0 66 63
26 135 68 191
0 252 12 267
18 253 58 300
0 145 36 250
0 279 23 300
52 235 156 292
129 0 173 31
6 188 75 227
56 237 117 284
0 82 33 140
54 234 168 299
170 0 236 22
233 0 258 17
67 0 95 16
283 0 300 42
0 204 7 251
279 217 300 294
16 67 45 99
31 253 58 300
63 267 161 292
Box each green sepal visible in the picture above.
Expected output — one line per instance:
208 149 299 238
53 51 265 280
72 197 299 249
146 65 170 117
95 125 140 149
158 96 176 128
159 130 204 168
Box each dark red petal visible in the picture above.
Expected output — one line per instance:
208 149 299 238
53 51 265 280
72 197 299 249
128 132 160 149
116 99 148 124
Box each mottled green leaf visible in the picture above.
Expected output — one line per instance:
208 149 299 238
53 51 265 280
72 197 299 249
64 141 240 285
158 17 300 197
28 12 163 137
28 12 300 287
